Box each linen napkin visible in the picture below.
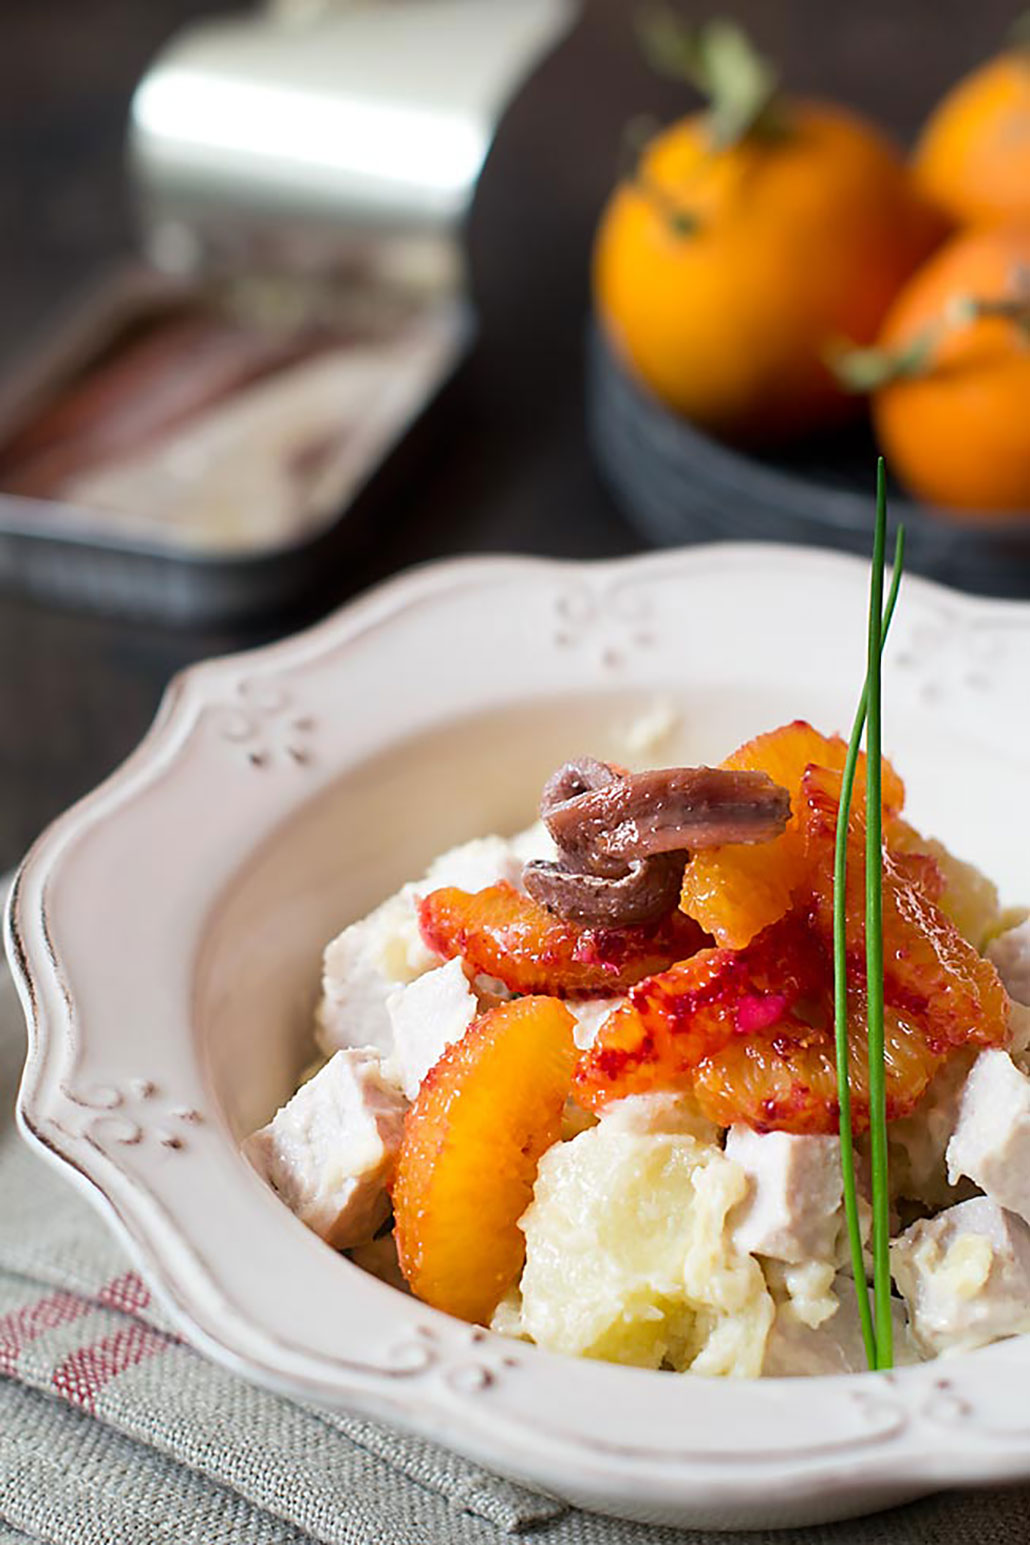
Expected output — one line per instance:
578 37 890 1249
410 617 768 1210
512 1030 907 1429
1 956 1029 1545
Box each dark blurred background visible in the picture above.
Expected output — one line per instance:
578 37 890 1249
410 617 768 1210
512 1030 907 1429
0 0 1017 869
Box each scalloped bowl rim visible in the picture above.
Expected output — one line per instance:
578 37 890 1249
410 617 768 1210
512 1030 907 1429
6 544 1030 1532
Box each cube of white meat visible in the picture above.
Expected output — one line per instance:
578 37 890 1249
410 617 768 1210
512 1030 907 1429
726 1128 843 1264
988 920 1030 1007
947 1050 1030 1221
386 958 479 1100
891 1196 1030 1356
763 1278 919 1376
600 1090 720 1143
315 828 553 1059
566 997 622 1050
244 1049 408 1250
888 1050 976 1210
317 889 439 1058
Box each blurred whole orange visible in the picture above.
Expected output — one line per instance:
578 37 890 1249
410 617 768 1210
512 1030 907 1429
914 39 1030 228
870 226 1030 512
593 99 944 447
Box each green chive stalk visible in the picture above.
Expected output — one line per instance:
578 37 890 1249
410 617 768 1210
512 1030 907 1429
833 459 903 1372
865 461 893 1369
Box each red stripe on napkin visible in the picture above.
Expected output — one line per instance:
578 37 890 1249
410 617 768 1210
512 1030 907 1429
96 1270 151 1316
0 1291 88 1376
51 1321 169 1413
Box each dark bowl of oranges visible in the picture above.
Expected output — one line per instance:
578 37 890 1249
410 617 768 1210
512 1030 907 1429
588 14 1030 596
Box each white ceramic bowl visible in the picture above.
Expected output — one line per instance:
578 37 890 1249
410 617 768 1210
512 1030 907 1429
7 545 1030 1533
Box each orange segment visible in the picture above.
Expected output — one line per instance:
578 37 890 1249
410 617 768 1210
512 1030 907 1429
392 996 575 1324
418 881 707 997
574 912 826 1113
579 763 1009 1136
891 818 1000 949
576 909 945 1135
691 1010 942 1135
799 765 1010 1055
679 720 905 948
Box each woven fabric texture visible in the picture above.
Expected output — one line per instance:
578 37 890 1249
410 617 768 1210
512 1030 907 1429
2 960 1030 1544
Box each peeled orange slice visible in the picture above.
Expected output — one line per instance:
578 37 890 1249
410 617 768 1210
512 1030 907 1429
393 996 576 1324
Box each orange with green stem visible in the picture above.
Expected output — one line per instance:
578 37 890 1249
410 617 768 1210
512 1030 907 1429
838 226 1030 511
914 13 1030 229
592 14 945 446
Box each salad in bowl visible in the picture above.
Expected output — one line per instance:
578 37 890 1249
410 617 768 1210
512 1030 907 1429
246 716 1029 1380
11 541 1030 1529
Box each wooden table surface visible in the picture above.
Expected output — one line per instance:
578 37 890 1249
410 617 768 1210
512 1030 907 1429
0 0 1015 871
